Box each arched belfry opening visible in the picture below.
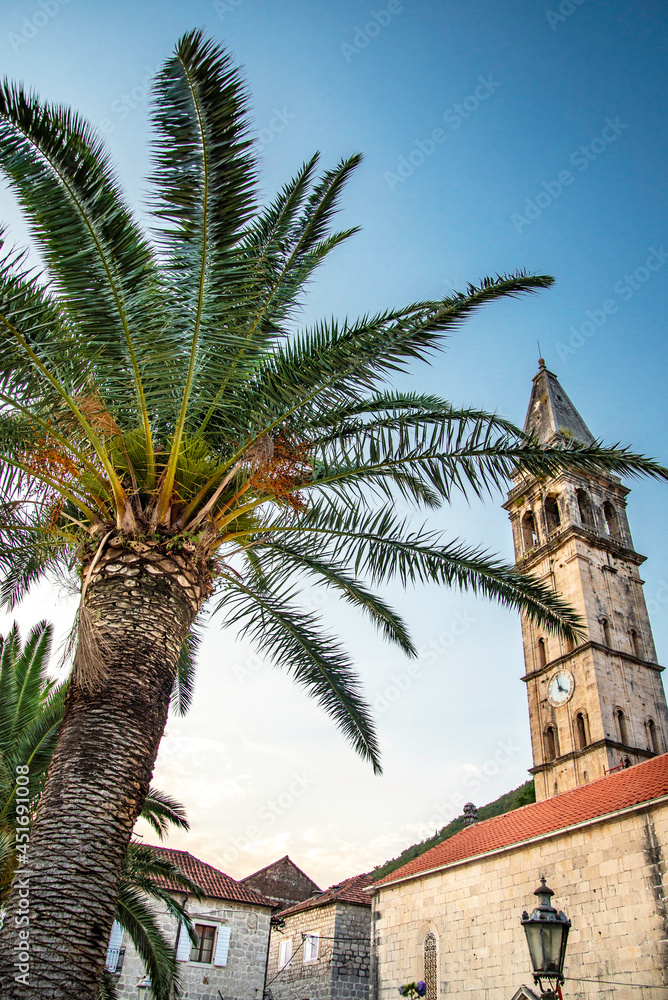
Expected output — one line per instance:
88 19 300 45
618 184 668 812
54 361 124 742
576 489 595 529
522 511 538 550
545 495 561 533
603 500 620 539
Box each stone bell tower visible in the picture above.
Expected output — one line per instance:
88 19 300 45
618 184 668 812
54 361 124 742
503 360 668 802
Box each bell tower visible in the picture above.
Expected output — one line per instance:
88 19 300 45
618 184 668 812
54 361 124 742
503 360 668 802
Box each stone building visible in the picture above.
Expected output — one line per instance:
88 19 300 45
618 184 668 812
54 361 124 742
106 847 274 1000
504 360 668 801
371 756 668 1000
266 873 373 1000
371 363 668 999
242 855 322 911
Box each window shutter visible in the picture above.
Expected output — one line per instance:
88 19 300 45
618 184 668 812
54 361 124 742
279 938 292 969
213 926 231 967
107 920 123 952
176 924 192 962
304 933 319 961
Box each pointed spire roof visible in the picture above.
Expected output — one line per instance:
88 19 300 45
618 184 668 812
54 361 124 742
523 359 595 446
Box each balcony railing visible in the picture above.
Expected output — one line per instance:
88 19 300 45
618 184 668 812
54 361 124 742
105 946 125 975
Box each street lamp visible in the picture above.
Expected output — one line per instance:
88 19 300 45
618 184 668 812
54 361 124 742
137 976 153 1000
521 878 571 998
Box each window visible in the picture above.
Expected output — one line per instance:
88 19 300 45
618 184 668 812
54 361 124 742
522 511 539 550
303 933 320 963
190 924 216 964
545 725 559 762
279 938 293 970
576 489 595 529
614 708 629 746
630 628 642 659
424 933 437 1000
545 495 561 533
575 712 588 750
105 920 125 974
647 718 660 754
537 638 547 668
600 618 612 647
602 500 620 538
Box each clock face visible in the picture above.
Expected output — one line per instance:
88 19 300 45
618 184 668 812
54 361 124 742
547 669 575 707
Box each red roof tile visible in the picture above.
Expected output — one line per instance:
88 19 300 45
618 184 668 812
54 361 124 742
280 873 374 915
147 847 274 907
376 754 668 887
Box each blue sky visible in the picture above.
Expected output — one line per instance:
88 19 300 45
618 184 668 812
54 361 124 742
1 0 667 885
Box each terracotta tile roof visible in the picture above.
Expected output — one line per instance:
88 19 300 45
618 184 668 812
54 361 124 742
147 846 274 907
375 754 668 887
279 873 374 916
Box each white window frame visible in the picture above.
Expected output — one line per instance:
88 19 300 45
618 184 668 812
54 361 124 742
303 932 320 963
278 937 293 969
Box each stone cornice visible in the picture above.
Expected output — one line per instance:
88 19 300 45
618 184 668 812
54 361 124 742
521 641 664 681
512 523 645 569
529 740 656 775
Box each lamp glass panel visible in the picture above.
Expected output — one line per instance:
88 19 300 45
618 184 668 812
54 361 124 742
523 923 546 973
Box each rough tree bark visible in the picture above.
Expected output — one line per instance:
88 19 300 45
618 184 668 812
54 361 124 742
0 536 211 999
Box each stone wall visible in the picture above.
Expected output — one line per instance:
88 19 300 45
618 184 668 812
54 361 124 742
332 903 371 1000
267 903 337 1000
371 800 668 1000
267 901 370 1000
114 894 272 1000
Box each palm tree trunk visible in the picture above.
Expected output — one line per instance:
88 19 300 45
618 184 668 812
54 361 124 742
0 540 208 999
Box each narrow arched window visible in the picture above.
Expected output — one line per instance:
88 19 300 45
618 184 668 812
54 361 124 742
602 501 620 539
424 933 437 1000
647 718 660 754
545 725 559 762
576 712 588 750
576 489 595 529
522 511 539 550
615 708 629 746
601 618 612 647
630 628 642 659
537 638 547 668
545 495 561 533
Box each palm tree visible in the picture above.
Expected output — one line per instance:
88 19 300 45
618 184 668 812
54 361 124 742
0 29 665 999
0 622 201 1000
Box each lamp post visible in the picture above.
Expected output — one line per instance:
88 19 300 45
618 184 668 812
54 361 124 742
137 976 153 1000
521 878 571 999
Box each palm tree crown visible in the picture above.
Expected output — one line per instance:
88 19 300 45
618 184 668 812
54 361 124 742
0 30 666 772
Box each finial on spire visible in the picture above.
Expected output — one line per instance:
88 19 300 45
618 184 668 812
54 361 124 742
537 341 545 370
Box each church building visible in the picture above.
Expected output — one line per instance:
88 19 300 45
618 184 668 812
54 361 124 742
369 363 668 1000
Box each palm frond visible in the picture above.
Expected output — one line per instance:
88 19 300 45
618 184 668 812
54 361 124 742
140 787 190 839
215 578 382 773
